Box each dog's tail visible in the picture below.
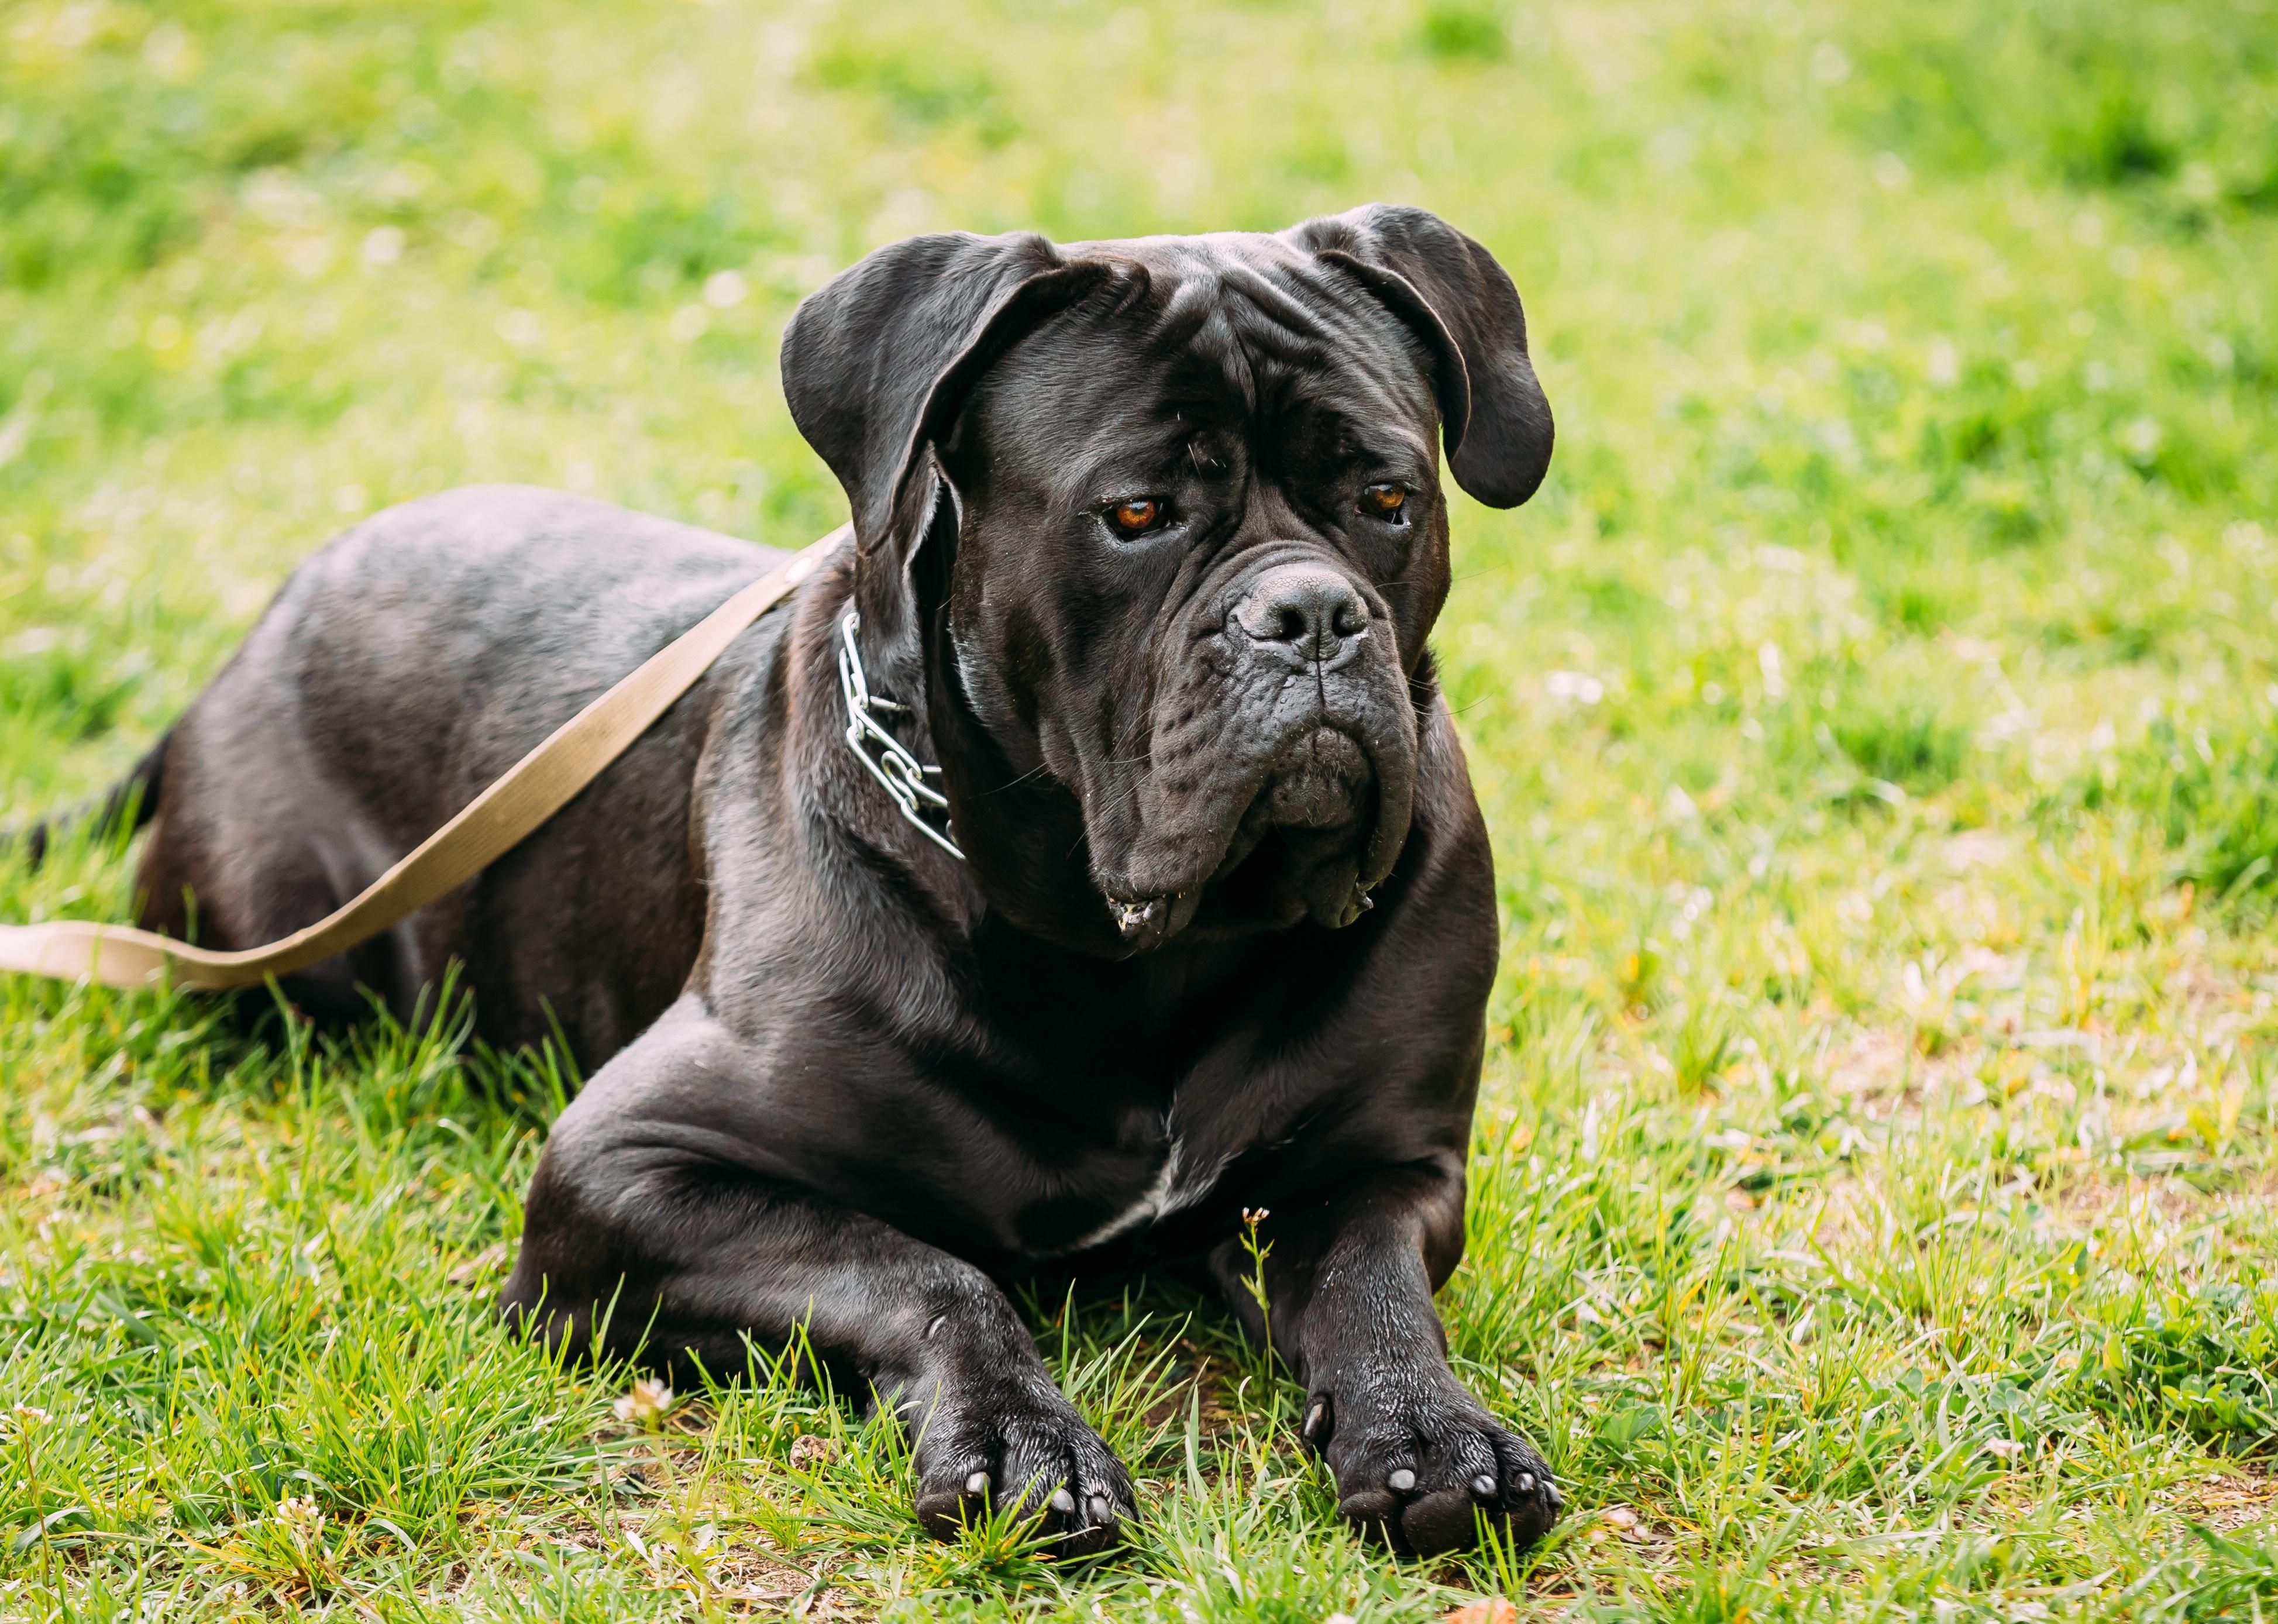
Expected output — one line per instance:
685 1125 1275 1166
6 730 173 871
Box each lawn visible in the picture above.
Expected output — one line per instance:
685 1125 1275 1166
2 0 2276 1617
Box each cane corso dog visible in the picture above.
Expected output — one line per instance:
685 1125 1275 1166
50 205 1558 1557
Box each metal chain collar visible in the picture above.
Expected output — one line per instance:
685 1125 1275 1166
836 607 965 861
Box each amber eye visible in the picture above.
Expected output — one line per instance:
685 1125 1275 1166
1107 497 1166 536
1360 482 1409 521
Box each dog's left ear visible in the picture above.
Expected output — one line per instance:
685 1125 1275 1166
780 233 1122 645
1281 204 1554 508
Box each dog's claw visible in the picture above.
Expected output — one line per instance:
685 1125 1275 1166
914 1391 1135 1555
1320 1378 1560 1556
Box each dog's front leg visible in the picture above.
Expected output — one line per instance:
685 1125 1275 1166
1209 1161 1562 1556
502 1020 1135 1552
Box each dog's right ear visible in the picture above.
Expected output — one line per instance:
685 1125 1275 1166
780 233 1119 645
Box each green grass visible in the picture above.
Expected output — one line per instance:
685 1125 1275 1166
3 0 2277 1616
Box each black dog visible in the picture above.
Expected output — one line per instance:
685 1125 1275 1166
55 205 1557 1558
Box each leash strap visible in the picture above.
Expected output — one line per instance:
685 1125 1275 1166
0 525 847 992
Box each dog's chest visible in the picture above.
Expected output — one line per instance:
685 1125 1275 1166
963 949 1310 1260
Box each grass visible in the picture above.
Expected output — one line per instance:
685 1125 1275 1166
2 0 2276 1616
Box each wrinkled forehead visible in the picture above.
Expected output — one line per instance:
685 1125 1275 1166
955 237 1441 466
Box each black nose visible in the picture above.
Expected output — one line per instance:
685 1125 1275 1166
1234 565 1369 663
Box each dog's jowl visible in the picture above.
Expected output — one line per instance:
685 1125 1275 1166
102 205 1558 1558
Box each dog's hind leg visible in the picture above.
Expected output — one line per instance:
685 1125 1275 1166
504 1007 1138 1554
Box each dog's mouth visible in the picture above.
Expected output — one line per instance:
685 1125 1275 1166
1104 892 1185 949
1103 725 1385 951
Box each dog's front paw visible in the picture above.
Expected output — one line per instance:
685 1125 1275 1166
908 1377 1137 1556
1305 1367 1561 1557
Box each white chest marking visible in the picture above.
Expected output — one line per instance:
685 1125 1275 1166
1062 1133 1217 1254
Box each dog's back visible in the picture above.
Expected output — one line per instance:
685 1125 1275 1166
135 484 790 1056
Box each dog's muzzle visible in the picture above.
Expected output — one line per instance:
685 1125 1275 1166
1103 561 1407 948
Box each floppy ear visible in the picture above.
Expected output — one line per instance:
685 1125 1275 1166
1280 204 1554 508
779 232 1119 645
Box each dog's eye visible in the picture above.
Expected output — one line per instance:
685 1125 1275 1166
1106 498 1168 536
1359 483 1409 522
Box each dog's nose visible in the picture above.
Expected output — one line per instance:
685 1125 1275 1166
1234 566 1369 663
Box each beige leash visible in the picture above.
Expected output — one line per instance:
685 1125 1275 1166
0 525 846 992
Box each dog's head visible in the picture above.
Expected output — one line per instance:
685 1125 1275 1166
782 206 1550 955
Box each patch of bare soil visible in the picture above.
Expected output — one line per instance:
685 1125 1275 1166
2167 1464 2278 1534
2042 1168 2278 1237
1580 1503 1682 1565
